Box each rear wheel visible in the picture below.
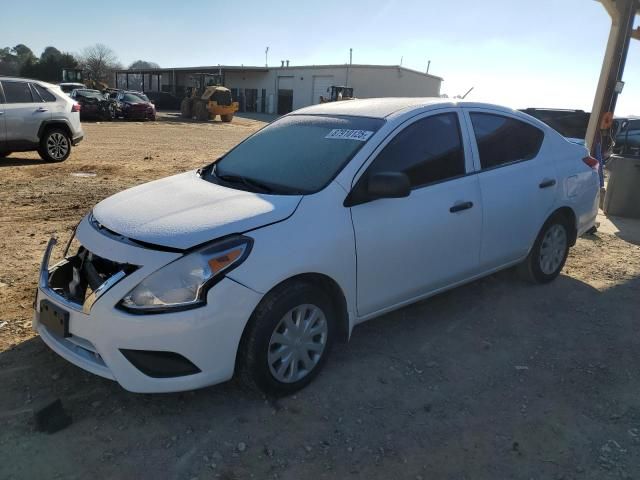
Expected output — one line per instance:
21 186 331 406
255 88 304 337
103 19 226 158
221 113 233 122
180 98 192 118
194 101 209 121
38 129 71 163
519 214 570 283
239 282 335 396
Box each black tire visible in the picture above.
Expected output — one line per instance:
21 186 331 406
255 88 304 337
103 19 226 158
221 113 233 122
519 213 571 284
238 282 335 396
37 128 71 163
194 101 209 121
180 98 192 118
103 104 115 121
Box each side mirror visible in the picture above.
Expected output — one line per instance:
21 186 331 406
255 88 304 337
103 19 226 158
366 172 411 199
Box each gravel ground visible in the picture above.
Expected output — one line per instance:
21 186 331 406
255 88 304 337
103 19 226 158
1 115 640 479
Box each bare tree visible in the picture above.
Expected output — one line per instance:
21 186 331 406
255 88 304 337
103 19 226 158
79 44 121 84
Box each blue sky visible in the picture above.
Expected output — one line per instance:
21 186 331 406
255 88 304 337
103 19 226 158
5 0 640 115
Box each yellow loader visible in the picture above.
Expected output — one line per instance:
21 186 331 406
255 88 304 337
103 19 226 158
181 84 239 122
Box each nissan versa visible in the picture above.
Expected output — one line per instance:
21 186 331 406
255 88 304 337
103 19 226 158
34 98 599 395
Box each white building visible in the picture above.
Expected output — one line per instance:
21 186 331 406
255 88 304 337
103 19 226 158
115 63 443 114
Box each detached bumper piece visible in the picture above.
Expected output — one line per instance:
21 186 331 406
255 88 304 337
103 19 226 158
120 349 201 378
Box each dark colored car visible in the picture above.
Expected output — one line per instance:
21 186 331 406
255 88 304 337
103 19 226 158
613 118 640 155
70 89 116 121
520 108 623 160
145 91 182 110
115 91 156 121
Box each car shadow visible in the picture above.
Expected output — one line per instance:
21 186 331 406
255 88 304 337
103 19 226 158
1 269 639 479
0 157 47 167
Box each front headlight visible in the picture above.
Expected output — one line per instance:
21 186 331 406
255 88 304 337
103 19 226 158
118 236 252 313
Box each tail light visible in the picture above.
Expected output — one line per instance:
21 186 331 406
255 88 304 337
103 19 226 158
582 156 599 170
71 102 81 112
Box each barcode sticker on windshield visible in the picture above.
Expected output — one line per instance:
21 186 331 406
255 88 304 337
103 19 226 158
325 129 374 141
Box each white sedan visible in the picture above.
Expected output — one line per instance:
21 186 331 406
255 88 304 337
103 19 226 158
34 98 599 395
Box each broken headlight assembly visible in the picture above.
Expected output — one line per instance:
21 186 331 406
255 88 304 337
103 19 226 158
118 236 252 314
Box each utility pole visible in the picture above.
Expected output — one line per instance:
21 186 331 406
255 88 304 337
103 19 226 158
346 48 352 87
265 46 269 67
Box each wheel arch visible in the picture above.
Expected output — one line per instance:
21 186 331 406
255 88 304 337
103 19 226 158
38 120 72 141
235 272 351 370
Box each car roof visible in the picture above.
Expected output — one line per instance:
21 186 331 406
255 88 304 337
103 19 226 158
0 76 59 89
292 97 520 119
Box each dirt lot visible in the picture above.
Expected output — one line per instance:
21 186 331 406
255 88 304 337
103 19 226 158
1 115 640 479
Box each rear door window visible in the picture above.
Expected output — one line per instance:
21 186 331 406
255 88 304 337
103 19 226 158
31 84 57 102
1 81 34 103
470 113 544 169
367 112 466 189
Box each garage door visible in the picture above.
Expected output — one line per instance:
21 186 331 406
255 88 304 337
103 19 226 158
312 75 334 104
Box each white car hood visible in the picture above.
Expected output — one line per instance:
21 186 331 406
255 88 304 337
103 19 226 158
92 171 302 250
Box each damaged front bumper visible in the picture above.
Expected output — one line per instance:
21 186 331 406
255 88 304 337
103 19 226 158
33 214 263 393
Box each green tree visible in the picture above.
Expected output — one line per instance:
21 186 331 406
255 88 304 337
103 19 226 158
19 45 78 82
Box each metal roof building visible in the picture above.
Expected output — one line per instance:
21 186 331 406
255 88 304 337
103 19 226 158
114 63 443 114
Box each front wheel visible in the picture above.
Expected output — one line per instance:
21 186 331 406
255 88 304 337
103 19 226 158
519 214 570 283
38 129 71 163
239 282 335 396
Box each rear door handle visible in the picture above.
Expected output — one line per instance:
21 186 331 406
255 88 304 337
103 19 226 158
539 179 556 189
35 107 48 113
450 201 474 213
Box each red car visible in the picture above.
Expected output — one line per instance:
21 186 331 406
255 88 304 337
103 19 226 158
114 91 156 121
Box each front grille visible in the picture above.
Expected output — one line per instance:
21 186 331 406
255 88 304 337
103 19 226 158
47 241 136 309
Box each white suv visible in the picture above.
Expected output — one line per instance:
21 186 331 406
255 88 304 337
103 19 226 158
0 77 83 162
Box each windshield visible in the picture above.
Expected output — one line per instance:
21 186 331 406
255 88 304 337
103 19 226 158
209 114 384 194
123 93 148 103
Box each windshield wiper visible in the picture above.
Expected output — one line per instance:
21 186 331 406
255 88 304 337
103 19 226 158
216 172 274 194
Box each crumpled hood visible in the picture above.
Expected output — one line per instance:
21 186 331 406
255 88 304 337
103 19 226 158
92 171 302 250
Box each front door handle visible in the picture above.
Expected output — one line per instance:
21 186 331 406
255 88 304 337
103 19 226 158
539 179 556 189
450 201 474 213
35 107 48 113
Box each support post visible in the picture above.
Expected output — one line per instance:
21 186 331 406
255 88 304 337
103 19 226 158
586 0 637 153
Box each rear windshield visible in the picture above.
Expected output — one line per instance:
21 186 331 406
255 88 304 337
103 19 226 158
209 114 384 194
77 90 103 99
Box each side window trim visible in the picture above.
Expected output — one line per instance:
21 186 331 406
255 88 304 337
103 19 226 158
350 108 473 190
29 83 44 103
462 107 544 173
